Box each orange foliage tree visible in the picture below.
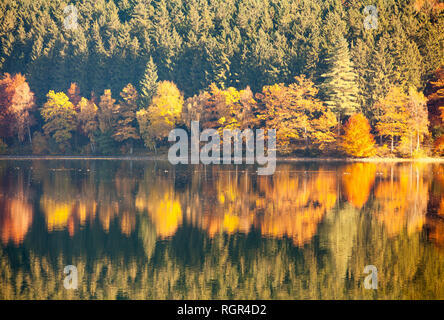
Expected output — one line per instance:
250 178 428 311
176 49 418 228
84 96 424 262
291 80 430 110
429 67 444 154
256 75 337 153
341 113 376 157
0 73 35 142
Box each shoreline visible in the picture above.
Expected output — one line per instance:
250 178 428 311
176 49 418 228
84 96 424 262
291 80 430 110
1 155 444 163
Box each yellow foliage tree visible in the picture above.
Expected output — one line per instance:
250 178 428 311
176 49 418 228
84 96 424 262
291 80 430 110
341 113 376 157
137 81 183 151
374 86 409 153
406 86 429 153
77 97 98 151
257 75 336 154
41 91 77 152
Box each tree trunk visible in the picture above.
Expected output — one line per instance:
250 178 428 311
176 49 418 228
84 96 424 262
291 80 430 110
391 135 394 153
416 131 420 151
27 126 32 144
410 131 413 157
337 114 341 136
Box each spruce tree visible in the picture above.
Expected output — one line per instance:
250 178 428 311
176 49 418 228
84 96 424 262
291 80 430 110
139 56 158 107
321 35 360 126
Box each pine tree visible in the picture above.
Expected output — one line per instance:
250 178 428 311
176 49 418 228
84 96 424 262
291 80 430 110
113 84 140 153
139 56 158 107
321 35 360 126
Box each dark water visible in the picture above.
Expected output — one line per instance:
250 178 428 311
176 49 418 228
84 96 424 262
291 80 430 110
1 159 444 299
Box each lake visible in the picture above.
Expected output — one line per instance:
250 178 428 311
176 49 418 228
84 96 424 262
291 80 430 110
0 159 443 299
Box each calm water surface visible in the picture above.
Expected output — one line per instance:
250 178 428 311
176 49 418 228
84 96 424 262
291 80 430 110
1 160 444 299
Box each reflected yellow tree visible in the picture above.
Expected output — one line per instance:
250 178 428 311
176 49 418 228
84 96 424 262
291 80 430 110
256 167 337 246
136 168 182 238
373 164 429 237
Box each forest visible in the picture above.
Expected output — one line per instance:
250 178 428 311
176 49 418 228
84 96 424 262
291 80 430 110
0 0 443 157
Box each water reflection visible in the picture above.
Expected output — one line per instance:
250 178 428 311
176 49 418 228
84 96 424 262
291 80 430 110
0 160 444 299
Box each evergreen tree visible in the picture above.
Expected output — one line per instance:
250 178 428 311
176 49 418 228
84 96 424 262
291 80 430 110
139 56 158 107
321 35 360 125
113 83 139 153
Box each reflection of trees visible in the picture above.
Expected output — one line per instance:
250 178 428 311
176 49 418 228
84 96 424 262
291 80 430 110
138 214 157 261
0 165 33 245
2 219 444 299
36 161 140 237
113 166 137 235
3 161 444 299
320 204 359 292
180 165 337 247
427 164 444 248
256 168 337 246
373 164 428 237
428 217 444 249
136 166 183 239
341 163 376 209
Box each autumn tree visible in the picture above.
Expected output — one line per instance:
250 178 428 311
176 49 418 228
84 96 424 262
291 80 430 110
427 67 444 153
0 73 14 139
96 89 120 154
256 82 308 153
137 81 183 151
406 86 429 154
77 97 98 152
67 83 82 110
8 74 35 143
341 113 376 157
200 84 257 133
311 110 338 152
429 67 444 128
375 87 409 153
41 91 77 152
136 109 153 150
0 73 35 143
98 89 119 133
182 91 211 129
257 76 336 154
